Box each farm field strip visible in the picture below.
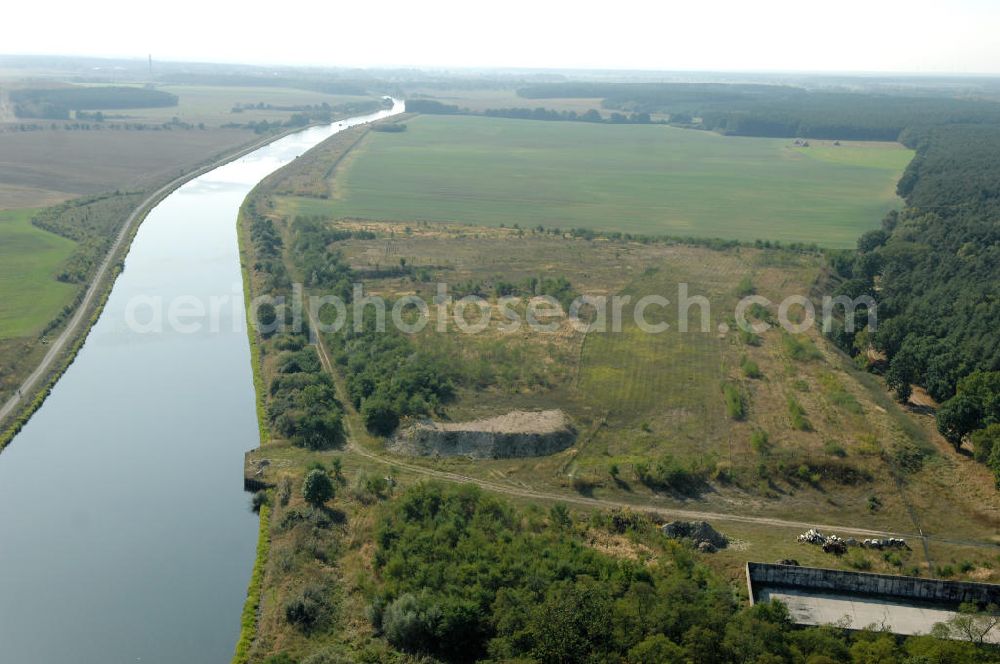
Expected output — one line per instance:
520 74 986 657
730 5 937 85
297 114 913 248
0 209 77 338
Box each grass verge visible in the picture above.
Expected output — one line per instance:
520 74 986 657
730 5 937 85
231 503 271 664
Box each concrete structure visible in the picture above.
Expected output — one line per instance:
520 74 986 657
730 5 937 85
389 410 576 459
746 562 1000 642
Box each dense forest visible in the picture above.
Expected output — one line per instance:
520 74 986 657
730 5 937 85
515 82 1000 140
822 124 1000 482
11 86 178 119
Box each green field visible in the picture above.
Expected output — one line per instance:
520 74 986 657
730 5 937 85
298 115 912 248
0 209 77 338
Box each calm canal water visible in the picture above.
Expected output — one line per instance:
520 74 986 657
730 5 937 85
0 100 402 663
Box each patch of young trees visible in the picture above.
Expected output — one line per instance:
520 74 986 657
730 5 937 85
247 203 291 295
245 202 349 451
289 217 355 299
451 274 576 310
362 482 995 663
268 344 345 451
32 191 144 285
331 313 457 436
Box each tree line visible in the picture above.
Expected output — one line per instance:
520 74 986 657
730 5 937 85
11 86 178 119
404 98 652 125
514 82 1000 140
823 124 1000 483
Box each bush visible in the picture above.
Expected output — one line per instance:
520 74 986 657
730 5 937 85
284 584 331 631
303 469 335 508
636 454 710 495
278 476 293 506
361 396 400 436
884 552 903 567
263 654 296 664
823 440 847 457
783 333 822 361
251 490 269 512
723 383 746 420
739 328 762 346
787 396 811 431
847 551 872 571
351 471 390 505
735 275 756 297
381 592 441 653
750 430 771 456
972 423 1000 463
268 359 345 450
741 356 763 379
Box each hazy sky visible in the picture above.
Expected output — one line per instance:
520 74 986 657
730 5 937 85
7 0 999 73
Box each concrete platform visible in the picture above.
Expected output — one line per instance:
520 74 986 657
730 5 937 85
759 587 985 638
747 562 1000 643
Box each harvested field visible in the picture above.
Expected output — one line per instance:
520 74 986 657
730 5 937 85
0 127 253 208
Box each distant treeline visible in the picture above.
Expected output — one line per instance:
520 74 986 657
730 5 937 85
224 99 388 134
1 121 207 132
485 107 651 124
404 98 652 125
11 86 178 119
157 73 372 97
403 99 461 114
516 82 1000 140
371 123 406 132
518 81 776 104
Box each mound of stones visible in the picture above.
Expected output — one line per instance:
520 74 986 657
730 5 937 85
662 520 728 553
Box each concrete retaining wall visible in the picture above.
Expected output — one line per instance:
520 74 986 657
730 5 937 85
747 562 1000 608
389 410 576 459
390 426 576 459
